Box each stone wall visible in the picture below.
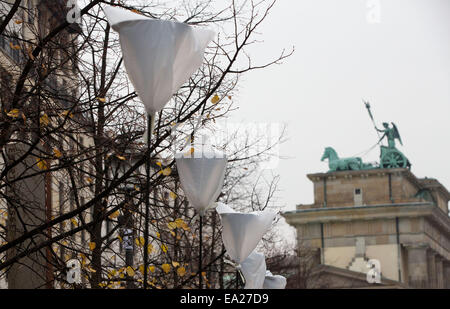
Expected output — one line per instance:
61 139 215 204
285 168 450 288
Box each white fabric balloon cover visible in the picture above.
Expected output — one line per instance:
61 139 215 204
215 202 235 214
240 251 266 289
104 6 215 115
216 203 277 264
263 270 287 289
176 150 227 216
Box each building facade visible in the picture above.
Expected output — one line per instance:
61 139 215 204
283 167 450 288
0 0 92 288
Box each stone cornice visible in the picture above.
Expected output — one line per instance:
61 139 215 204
306 168 450 201
284 202 450 239
286 201 426 221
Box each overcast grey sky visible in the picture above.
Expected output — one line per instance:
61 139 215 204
228 0 450 212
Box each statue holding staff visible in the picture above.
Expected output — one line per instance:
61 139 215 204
376 122 402 149
364 100 403 149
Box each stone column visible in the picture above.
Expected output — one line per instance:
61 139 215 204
405 244 428 288
426 250 437 288
5 144 48 289
443 262 450 289
435 255 444 289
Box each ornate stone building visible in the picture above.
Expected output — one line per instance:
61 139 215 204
0 0 88 288
283 167 450 288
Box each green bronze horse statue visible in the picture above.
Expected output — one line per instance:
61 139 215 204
321 147 365 172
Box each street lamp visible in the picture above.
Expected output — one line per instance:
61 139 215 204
239 250 287 289
176 145 227 288
263 271 287 289
216 203 286 289
104 5 215 289
240 251 266 289
215 202 276 265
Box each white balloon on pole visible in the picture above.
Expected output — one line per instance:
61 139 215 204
263 271 287 289
240 251 266 289
104 5 215 115
216 203 277 264
176 148 227 217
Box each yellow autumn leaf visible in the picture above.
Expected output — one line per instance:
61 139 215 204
149 265 155 273
167 222 177 230
185 147 195 156
126 266 135 277
61 110 74 118
36 158 48 170
134 185 140 191
86 177 93 184
156 232 160 238
7 109 20 118
87 266 97 273
139 264 145 274
169 191 177 199
119 273 125 279
161 244 168 253
175 218 190 231
156 161 162 167
177 267 186 277
147 243 154 254
172 261 180 267
116 154 126 161
97 97 106 103
9 42 21 50
79 253 86 266
70 218 78 226
108 210 119 219
40 113 49 126
117 235 123 242
161 167 172 176
211 94 220 104
175 218 185 228
89 242 96 251
135 236 145 247
53 148 62 158
161 263 171 274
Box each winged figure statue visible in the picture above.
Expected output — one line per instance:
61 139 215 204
376 122 403 148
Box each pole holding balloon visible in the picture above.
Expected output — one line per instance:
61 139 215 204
104 5 215 289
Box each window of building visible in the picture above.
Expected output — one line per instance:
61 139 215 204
354 188 363 206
